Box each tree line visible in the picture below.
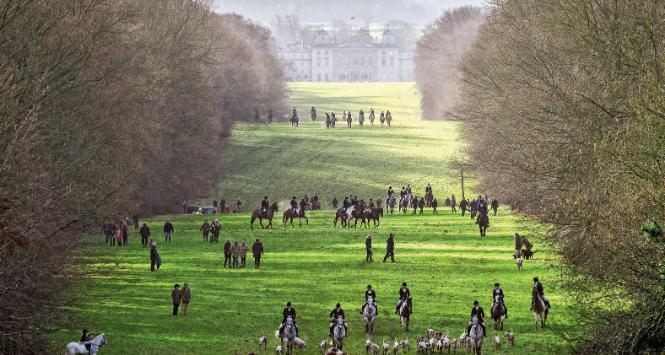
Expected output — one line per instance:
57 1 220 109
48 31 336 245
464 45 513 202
417 0 665 352
0 0 286 352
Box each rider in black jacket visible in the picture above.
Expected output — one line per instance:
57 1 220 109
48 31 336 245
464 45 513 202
329 303 348 336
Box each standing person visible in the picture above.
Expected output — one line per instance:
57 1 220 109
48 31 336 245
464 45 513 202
451 195 457 213
346 111 352 128
268 109 273 124
223 240 232 268
325 112 331 128
182 201 187 214
386 110 392 127
432 198 438 214
332 196 338 209
411 197 418 215
491 198 499 216
383 233 395 263
234 198 242 213
171 284 181 316
365 234 373 262
418 197 425 215
460 199 468 216
220 199 226 214
514 233 523 258
231 241 240 269
114 224 122 247
200 219 210 242
380 111 385 126
210 219 221 243
181 283 191 316
103 223 114 245
331 112 336 128
212 199 218 213
239 241 248 268
252 238 264 269
132 214 140 230
139 223 150 247
163 219 174 242
150 240 160 271
470 199 478 219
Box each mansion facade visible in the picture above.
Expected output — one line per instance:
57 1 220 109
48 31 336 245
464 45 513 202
277 29 414 82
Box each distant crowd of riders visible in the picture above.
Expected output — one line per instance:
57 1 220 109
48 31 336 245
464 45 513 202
282 106 393 128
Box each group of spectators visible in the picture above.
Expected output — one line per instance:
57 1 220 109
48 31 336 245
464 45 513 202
365 233 396 263
102 216 139 246
223 239 264 269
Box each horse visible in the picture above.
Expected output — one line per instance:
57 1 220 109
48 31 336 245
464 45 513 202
350 205 367 228
468 316 484 355
398 296 412 332
65 333 107 355
363 297 377 334
333 208 348 227
332 316 346 350
532 288 549 328
250 202 278 229
283 207 308 227
399 198 409 214
290 114 299 127
476 212 489 237
362 208 381 227
425 191 433 207
281 317 297 355
491 295 506 331
387 196 396 215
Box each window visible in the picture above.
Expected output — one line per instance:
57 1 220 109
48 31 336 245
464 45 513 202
324 58 329 66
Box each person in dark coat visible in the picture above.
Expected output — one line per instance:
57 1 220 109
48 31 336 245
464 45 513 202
451 195 457 213
532 277 551 308
332 196 338 209
460 199 468 216
418 198 425 215
139 223 150 247
411 197 418 215
342 197 350 209
80 329 93 352
252 238 264 269
279 302 298 336
163 220 174 242
491 282 507 318
210 219 221 243
290 196 298 214
261 196 270 216
365 234 373 262
150 241 159 271
361 285 377 313
432 198 438 214
491 198 499 216
346 112 352 128
181 283 191 315
469 199 477 219
328 303 348 336
467 300 486 335
200 219 210 242
121 221 128 246
220 199 226 213
383 233 395 263
172 284 181 316
223 240 232 268
268 109 273 124
396 282 411 314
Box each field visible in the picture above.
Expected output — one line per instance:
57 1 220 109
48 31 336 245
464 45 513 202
52 83 583 354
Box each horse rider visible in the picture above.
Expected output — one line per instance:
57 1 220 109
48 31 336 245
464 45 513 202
466 300 487 336
342 197 350 209
290 196 298 215
380 111 385 125
491 283 508 318
387 186 394 200
261 196 269 217
425 183 432 195
361 284 377 313
329 303 348 337
369 108 375 124
532 277 551 309
279 302 298 337
234 198 242 213
376 197 382 209
346 111 352 127
406 185 412 195
396 282 411 314
299 196 307 213
351 196 359 206
80 329 93 352
399 187 406 200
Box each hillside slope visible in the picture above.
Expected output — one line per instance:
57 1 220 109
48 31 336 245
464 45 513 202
214 83 465 209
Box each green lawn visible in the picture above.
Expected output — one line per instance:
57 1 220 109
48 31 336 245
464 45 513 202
51 83 583 354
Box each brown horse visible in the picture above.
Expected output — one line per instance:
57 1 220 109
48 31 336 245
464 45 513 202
333 208 348 227
250 202 278 229
476 212 489 237
350 204 367 228
283 208 308 227
362 208 382 227
532 288 549 328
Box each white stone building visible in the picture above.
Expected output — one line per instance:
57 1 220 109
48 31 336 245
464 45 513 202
277 28 414 82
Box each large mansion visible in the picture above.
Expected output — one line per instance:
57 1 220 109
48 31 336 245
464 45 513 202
276 28 414 82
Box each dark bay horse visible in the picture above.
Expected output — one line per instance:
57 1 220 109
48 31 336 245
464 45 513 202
476 212 489 237
399 297 412 331
532 288 549 328
283 208 308 227
491 295 506 331
362 208 382 227
250 202 278 229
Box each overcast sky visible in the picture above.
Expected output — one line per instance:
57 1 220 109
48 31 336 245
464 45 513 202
213 0 486 26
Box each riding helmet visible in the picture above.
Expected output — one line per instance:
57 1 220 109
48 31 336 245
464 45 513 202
533 277 539 282
473 300 479 305
367 284 372 289
287 302 291 306
336 303 341 307
402 282 407 286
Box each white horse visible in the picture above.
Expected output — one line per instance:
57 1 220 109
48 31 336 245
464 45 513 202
332 316 346 350
469 316 484 355
65 333 107 355
363 297 377 334
280 317 297 355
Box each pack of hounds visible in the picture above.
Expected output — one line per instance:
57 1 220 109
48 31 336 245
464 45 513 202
252 328 516 354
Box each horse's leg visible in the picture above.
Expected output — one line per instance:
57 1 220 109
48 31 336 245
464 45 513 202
259 218 265 229
250 216 255 229
290 217 294 227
